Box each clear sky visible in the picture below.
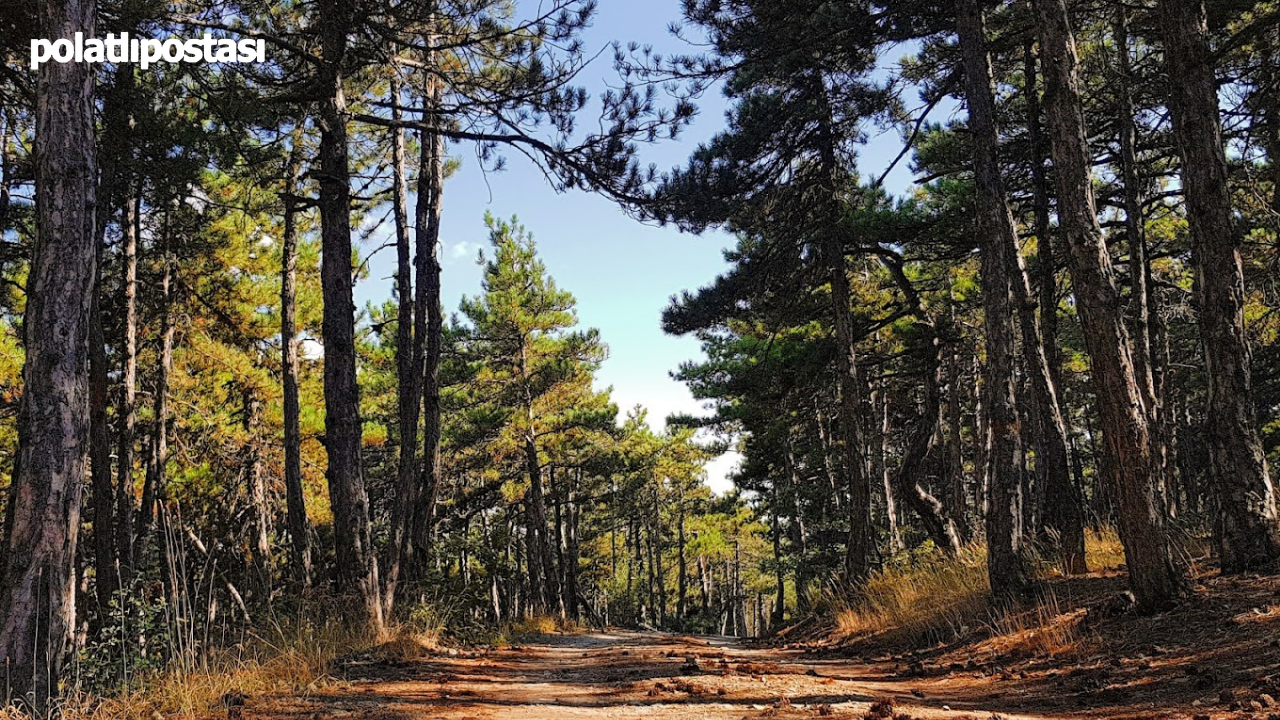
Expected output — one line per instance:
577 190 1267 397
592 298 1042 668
354 0 927 493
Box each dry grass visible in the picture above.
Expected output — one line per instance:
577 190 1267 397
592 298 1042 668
831 528 1126 647
52 614 446 720
832 543 991 643
1084 528 1125 571
986 591 1092 659
500 614 582 642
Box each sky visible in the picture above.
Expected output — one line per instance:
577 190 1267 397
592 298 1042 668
353 0 931 493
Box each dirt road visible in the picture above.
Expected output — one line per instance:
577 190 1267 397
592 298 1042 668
254 630 1090 720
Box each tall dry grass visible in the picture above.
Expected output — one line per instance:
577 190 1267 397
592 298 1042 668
828 528 1124 650
831 542 991 643
53 605 449 720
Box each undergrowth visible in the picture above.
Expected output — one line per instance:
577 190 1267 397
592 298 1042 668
826 528 1124 653
39 598 585 720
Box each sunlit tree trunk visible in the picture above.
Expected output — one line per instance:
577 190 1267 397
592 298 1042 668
138 234 174 557
115 191 137 583
413 61 446 562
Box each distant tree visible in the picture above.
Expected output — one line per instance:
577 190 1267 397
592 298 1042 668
457 215 613 616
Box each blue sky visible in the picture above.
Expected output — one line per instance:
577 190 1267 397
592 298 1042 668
354 0 931 492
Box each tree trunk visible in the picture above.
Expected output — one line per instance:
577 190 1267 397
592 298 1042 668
89 225 114 613
676 490 687 622
893 326 965 555
565 470 581 620
317 0 383 633
89 61 134 613
385 76 419 614
0 0 97 704
1024 41 1063 391
138 235 174 558
771 485 785 626
824 216 870 581
875 386 904 555
524 435 552 614
810 84 871 580
280 135 312 589
956 0 1032 597
1159 0 1280 571
1033 0 1188 608
998 45 1083 573
115 190 137 584
944 320 968 537
413 54 446 560
243 388 271 586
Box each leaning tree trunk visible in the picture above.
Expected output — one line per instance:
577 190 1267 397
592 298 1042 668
1159 0 1280 571
955 0 1031 598
1033 0 1188 609
893 326 965 555
0 0 97 707
1025 42 1063 392
280 134 312 589
317 0 383 633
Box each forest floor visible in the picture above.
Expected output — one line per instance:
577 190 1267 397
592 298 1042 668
244 568 1280 720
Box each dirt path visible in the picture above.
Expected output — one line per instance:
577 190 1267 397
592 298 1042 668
255 631 1078 720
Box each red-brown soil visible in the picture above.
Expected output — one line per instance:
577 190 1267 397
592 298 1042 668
246 569 1280 720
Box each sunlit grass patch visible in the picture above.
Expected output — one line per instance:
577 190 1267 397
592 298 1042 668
986 590 1093 659
830 542 991 644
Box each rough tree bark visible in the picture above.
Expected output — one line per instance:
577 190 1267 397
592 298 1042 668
137 231 174 559
1159 0 1280 570
1033 0 1188 608
385 76 419 613
892 327 966 556
875 387 904 555
89 61 135 612
243 389 270 583
1024 42 1063 391
280 133 313 589
812 95 871 581
90 212 113 613
1017 41 1085 574
318 0 384 633
412 59 445 563
955 0 1032 597
0 0 97 706
115 191 138 584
